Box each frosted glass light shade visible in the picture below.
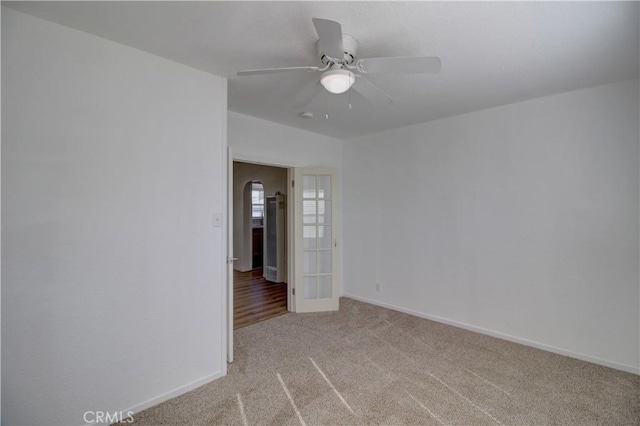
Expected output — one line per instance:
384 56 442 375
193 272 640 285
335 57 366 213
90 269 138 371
320 69 355 94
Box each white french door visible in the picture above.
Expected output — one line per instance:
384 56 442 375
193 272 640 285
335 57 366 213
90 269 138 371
294 168 339 312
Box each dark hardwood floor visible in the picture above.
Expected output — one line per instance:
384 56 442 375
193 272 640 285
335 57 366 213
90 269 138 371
234 268 288 329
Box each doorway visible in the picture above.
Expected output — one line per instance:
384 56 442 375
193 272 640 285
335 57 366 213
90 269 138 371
232 161 289 329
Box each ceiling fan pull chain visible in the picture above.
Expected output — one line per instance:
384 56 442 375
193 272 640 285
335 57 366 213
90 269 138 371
325 90 329 119
348 89 352 109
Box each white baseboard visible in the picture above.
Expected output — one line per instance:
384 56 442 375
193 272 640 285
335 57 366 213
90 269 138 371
342 293 639 375
89 371 225 425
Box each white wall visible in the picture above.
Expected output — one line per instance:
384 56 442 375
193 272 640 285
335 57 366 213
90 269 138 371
233 162 287 272
343 79 640 373
229 111 342 168
2 8 227 425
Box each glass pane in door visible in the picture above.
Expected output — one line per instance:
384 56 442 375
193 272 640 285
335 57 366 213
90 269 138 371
318 276 332 299
303 200 316 224
303 175 316 199
318 250 332 273
303 250 317 274
317 175 331 199
317 226 332 249
303 226 316 249
304 276 317 300
318 200 331 224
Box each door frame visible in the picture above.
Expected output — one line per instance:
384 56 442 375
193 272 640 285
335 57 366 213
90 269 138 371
227 155 296 350
226 147 234 363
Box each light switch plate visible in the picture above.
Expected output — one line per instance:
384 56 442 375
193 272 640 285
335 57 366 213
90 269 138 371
213 212 222 228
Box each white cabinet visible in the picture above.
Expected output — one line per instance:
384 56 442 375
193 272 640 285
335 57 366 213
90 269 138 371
263 194 286 283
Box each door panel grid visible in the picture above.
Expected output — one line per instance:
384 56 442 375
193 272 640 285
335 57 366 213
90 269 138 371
302 173 332 300
295 168 338 312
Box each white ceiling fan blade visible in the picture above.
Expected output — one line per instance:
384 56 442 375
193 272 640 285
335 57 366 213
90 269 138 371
358 56 442 74
312 18 344 60
351 76 393 107
237 66 319 77
291 81 323 109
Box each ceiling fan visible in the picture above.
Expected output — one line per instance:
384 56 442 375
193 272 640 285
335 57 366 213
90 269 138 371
236 18 441 109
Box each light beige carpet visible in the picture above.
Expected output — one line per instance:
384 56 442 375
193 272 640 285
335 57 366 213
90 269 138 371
125 298 639 425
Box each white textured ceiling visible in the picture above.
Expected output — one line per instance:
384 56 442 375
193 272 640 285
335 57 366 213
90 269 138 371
6 1 639 140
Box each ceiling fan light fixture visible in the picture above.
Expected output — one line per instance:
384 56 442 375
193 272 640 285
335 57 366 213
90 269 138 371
320 69 355 94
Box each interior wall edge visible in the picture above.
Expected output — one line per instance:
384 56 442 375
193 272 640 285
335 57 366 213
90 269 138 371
342 293 640 375
109 371 225 426
221 76 230 378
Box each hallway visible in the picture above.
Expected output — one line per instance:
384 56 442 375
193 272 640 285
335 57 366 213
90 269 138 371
234 268 288 329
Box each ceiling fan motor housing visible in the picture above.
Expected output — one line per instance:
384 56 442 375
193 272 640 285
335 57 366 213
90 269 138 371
317 34 359 65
